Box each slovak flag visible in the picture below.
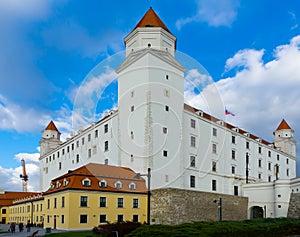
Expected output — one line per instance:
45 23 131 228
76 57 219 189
225 108 235 116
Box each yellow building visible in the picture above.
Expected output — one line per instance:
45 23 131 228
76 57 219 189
42 163 148 230
2 163 147 231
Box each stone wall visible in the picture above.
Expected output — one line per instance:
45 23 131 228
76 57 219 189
150 188 248 225
287 193 300 218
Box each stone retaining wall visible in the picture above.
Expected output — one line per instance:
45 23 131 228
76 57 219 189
150 188 248 225
287 192 300 218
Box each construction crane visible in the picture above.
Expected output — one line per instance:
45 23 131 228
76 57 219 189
20 159 28 192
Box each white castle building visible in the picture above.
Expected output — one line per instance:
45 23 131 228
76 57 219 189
39 8 298 219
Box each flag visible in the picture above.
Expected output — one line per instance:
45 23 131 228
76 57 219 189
225 108 235 116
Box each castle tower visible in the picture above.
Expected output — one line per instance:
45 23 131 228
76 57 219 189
116 8 185 189
40 120 62 156
274 119 296 157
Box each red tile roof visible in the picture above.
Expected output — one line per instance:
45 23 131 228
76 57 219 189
184 103 272 146
275 119 292 131
132 7 172 34
45 120 59 131
0 192 40 206
44 163 147 195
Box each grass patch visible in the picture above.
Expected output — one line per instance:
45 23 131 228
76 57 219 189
129 218 300 237
47 231 96 237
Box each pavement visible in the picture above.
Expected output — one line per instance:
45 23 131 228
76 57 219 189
0 224 67 237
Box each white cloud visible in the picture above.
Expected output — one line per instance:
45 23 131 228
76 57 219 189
186 34 300 174
176 0 239 29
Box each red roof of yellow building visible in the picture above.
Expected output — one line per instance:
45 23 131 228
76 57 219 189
0 191 40 206
275 119 292 131
132 7 172 34
44 163 147 195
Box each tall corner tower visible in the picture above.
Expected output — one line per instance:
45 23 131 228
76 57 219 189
116 7 185 189
40 120 62 156
274 119 296 157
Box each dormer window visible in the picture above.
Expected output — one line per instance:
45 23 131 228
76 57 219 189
115 181 122 189
63 178 69 186
129 183 136 190
82 178 91 187
56 181 61 188
50 184 54 190
99 180 107 188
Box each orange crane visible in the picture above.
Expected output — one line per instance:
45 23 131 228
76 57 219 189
20 159 28 192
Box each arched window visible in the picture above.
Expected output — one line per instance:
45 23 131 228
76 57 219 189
115 181 122 189
82 178 91 187
99 180 107 188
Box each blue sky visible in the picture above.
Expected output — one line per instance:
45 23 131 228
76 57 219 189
1 0 300 191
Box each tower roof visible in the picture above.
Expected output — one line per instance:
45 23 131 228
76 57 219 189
45 120 59 132
275 119 292 131
132 7 172 34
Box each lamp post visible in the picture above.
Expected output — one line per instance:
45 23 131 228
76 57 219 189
135 168 151 225
214 198 222 221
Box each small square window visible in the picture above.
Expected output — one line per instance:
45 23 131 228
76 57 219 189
80 214 88 224
165 105 169 111
117 198 124 208
163 127 168 134
163 150 168 157
166 75 169 80
131 106 134 112
231 166 236 174
100 214 106 223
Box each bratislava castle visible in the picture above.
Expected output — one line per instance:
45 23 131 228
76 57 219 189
39 8 297 203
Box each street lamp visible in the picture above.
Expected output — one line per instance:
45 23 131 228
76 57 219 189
135 168 151 225
213 198 222 221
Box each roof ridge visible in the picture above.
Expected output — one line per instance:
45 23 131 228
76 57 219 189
45 120 59 132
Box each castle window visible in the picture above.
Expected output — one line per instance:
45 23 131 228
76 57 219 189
95 129 98 138
104 124 108 133
131 90 134 97
258 159 262 168
190 136 196 147
133 198 139 208
82 137 85 145
163 150 168 157
57 151 60 158
278 205 281 208
62 149 65 155
268 162 272 171
131 106 134 112
212 161 217 172
286 158 289 164
80 196 88 207
147 43 151 47
117 198 124 208
100 215 107 223
164 89 169 97
213 128 217 137
268 151 271 157
71 143 74 150
232 136 236 144
258 146 262 154
190 175 195 188
131 131 134 139
277 154 280 161
76 154 80 163
49 156 51 162
231 166 236 174
58 162 62 170
80 214 88 224
234 186 239 196
287 168 289 176
88 134 91 142
212 180 217 191
190 156 196 167
100 197 106 207
166 75 169 80
67 146 70 153
163 127 168 134
104 141 109 152
76 140 79 148
53 154 55 160
232 150 236 159
246 141 249 149
105 159 108 165
88 148 91 158
258 173 262 179
212 143 217 154
191 119 196 128
165 105 169 111
46 158 48 163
